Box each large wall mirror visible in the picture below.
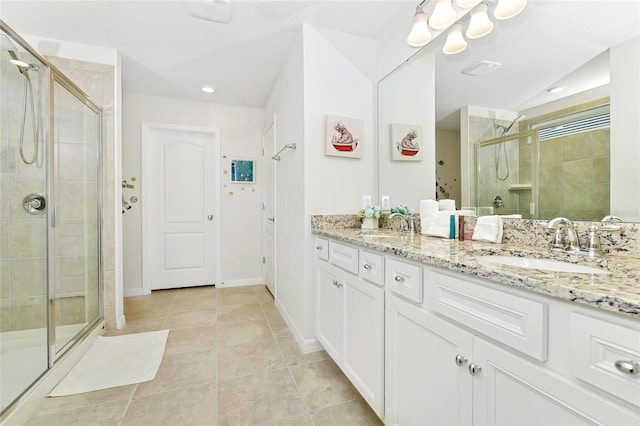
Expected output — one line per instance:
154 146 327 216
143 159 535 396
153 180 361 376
378 1 640 222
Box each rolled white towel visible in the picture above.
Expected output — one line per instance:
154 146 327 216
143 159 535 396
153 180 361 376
419 199 439 217
472 215 504 243
421 215 451 238
439 199 456 211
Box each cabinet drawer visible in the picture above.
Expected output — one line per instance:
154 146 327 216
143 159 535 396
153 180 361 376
359 250 384 286
314 238 329 261
329 241 359 274
385 257 423 303
570 313 640 407
425 269 548 361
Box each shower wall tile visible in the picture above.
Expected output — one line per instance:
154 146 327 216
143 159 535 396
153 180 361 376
11 295 47 330
0 179 10 219
10 219 46 258
103 270 115 308
0 220 9 259
564 159 593 185
57 143 98 182
0 259 10 298
10 258 46 297
540 139 563 164
55 181 98 220
593 157 610 183
102 234 115 272
593 129 610 156
563 133 593 161
540 163 563 187
56 296 85 325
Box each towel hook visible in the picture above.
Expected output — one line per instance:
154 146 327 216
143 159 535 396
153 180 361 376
272 143 297 161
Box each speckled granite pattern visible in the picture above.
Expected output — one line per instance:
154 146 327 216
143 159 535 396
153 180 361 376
312 215 640 318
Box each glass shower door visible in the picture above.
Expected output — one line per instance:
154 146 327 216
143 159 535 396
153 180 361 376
0 29 49 415
51 76 101 355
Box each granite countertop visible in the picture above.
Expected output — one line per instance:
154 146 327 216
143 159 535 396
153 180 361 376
312 227 640 318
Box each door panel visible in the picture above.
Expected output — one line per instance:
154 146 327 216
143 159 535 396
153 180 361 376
263 121 275 295
146 125 216 290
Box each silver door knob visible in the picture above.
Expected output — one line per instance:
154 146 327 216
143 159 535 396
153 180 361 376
363 263 372 270
394 275 405 283
207 214 214 221
468 363 482 376
267 217 275 222
316 245 323 250
615 360 639 375
455 354 468 367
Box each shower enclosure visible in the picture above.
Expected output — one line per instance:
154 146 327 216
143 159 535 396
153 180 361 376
0 22 103 416
473 102 610 220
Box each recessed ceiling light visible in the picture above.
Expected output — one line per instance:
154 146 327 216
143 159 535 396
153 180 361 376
547 86 565 94
461 60 502 76
201 86 215 93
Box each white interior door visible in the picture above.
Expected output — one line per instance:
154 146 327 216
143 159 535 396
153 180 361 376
263 120 276 296
143 123 218 291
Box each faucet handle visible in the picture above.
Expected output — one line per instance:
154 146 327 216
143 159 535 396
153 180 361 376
584 224 622 256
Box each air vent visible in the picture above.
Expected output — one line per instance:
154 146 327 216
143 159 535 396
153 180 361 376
461 60 502 76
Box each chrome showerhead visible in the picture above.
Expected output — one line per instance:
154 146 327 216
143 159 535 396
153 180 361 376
496 114 525 135
1 33 37 73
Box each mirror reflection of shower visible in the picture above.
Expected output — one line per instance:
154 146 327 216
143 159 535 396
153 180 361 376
494 114 525 181
1 34 42 166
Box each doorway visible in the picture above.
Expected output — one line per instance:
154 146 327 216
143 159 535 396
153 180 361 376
263 119 276 296
141 123 220 292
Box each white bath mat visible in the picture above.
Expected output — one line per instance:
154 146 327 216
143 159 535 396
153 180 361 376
49 330 169 397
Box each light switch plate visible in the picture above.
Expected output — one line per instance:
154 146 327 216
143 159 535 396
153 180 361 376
362 195 371 208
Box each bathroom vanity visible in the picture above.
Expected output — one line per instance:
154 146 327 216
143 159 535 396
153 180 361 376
312 218 640 425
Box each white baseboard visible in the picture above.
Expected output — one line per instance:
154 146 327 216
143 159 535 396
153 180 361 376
217 277 263 288
275 300 323 354
123 287 146 298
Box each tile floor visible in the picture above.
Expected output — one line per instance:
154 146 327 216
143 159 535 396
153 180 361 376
25 285 383 425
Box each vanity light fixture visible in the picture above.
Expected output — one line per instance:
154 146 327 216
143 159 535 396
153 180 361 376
493 0 527 20
201 85 216 93
407 0 526 54
407 5 432 47
430 0 457 30
466 3 494 39
443 24 468 55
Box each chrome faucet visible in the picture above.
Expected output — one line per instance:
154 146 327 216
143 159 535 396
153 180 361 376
388 213 414 233
546 217 621 256
546 217 581 253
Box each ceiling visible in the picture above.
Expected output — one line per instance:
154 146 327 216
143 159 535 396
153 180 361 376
0 0 413 107
1 1 639 127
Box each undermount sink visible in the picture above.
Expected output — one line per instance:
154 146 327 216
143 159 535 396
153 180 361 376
474 256 611 275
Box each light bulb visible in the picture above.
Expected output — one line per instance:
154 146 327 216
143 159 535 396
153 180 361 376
494 0 527 20
430 0 457 31
443 23 467 55
466 4 494 39
407 8 432 47
455 0 482 9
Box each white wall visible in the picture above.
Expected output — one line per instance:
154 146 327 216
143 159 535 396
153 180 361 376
122 94 264 295
264 23 377 351
610 37 640 222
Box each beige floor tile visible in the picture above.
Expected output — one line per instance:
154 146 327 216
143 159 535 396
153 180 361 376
289 359 361 412
311 399 383 425
217 291 264 306
217 338 285 380
164 308 217 329
260 302 281 318
122 382 216 426
218 368 307 425
217 302 265 323
25 400 128 426
217 317 273 347
134 349 216 397
277 335 330 366
124 291 176 318
259 413 314 426
164 325 216 356
174 285 217 298
265 313 292 337
30 385 135 416
171 294 217 313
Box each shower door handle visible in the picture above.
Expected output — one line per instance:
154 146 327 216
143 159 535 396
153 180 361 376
51 206 57 228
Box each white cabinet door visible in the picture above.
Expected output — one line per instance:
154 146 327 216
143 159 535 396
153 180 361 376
385 293 473 426
473 337 640 426
343 276 384 416
316 262 343 362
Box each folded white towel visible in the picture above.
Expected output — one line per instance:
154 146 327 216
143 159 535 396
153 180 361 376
472 215 503 243
419 199 439 217
421 215 452 238
439 199 456 211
